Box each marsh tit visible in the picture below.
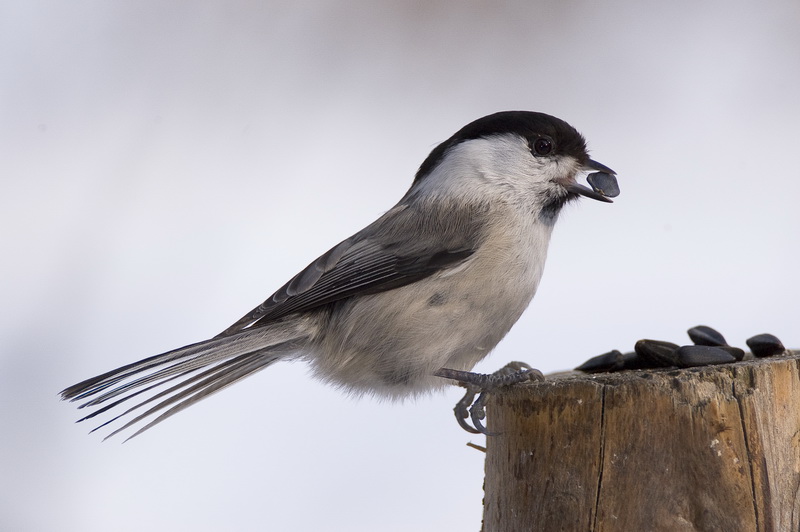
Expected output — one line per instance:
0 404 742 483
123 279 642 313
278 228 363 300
61 111 618 439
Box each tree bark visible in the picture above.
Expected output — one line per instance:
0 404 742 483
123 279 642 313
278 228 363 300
482 351 800 532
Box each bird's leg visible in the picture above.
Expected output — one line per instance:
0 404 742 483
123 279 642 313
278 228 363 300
435 361 544 435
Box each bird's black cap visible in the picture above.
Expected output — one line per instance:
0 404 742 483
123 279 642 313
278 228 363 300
414 111 589 183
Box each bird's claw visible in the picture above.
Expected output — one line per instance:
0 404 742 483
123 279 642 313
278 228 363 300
453 386 481 434
436 362 545 435
469 391 495 436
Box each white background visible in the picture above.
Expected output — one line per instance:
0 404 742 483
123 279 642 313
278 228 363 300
2 1 799 530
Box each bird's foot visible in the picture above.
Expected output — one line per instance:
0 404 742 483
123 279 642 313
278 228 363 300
435 361 544 435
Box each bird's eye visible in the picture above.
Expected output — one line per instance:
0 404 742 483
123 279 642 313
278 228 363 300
532 137 553 156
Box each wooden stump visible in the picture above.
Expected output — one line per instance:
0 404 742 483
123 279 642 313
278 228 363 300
482 351 800 532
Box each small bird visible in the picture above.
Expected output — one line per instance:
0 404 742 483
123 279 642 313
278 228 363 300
61 111 618 439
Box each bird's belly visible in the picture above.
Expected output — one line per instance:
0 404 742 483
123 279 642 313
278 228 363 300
308 247 545 399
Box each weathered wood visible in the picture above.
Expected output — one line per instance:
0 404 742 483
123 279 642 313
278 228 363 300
482 351 800 532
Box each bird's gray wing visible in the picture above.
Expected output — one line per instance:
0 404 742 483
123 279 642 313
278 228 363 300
218 200 487 336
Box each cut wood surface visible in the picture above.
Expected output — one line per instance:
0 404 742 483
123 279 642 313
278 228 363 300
482 351 800 532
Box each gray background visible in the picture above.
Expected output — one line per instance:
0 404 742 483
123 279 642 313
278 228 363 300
2 1 799 530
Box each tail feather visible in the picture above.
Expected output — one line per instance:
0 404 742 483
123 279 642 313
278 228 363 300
60 320 308 440
77 368 196 423
109 350 282 442
73 332 267 408
61 340 222 403
87 351 271 431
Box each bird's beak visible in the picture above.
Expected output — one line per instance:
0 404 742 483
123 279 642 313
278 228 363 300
585 159 616 175
565 159 619 203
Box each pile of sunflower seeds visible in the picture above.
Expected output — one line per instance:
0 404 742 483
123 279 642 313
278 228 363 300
576 326 787 373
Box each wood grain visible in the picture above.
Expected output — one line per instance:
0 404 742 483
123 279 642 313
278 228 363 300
482 351 800 532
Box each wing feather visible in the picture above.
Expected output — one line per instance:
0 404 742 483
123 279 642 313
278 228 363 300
219 199 488 336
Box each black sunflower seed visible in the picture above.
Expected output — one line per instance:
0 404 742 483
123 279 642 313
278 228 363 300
746 334 785 358
586 172 620 198
687 325 727 347
575 350 624 373
620 351 652 370
717 346 744 361
634 339 679 367
676 345 736 367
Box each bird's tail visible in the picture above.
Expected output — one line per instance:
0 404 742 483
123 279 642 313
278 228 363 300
60 319 309 441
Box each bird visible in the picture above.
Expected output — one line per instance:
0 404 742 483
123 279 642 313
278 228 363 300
60 110 618 440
